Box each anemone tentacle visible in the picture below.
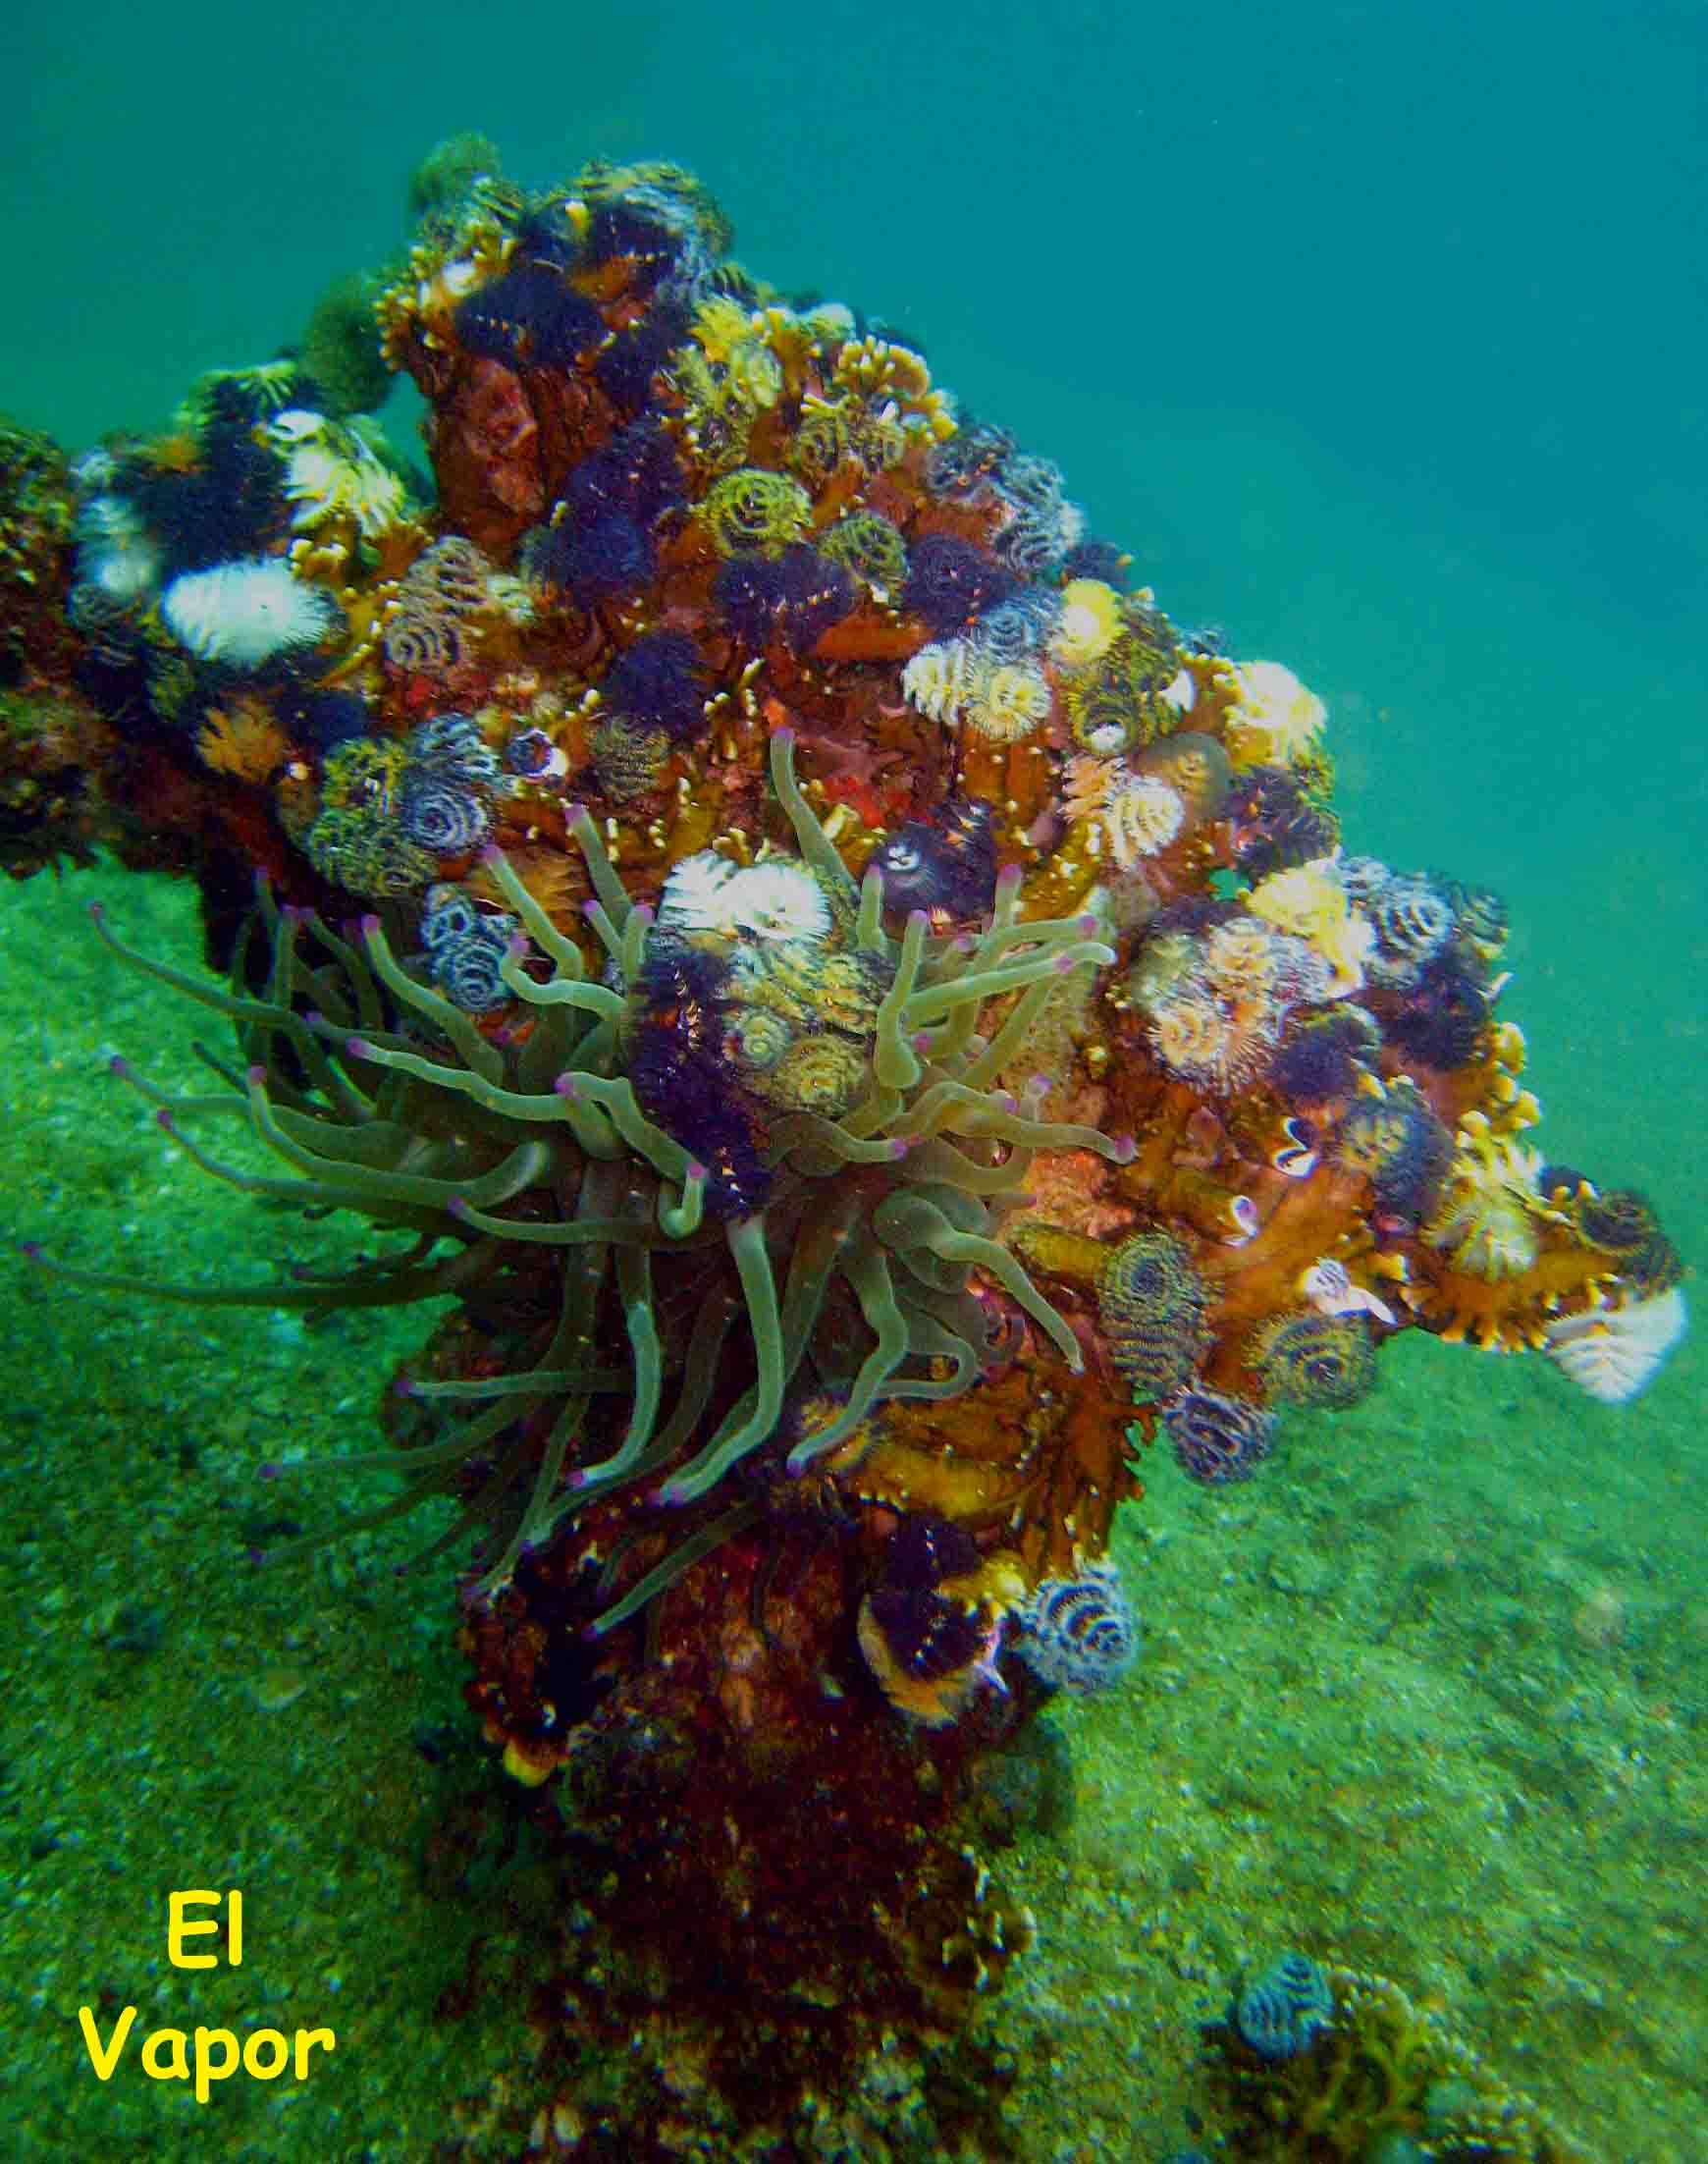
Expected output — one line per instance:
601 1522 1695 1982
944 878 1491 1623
35 736 1129 1616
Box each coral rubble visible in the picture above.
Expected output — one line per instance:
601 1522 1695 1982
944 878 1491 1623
1202 1955 1590 2161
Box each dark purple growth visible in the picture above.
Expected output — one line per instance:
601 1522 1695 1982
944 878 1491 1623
1271 1009 1372 1108
582 202 683 292
594 305 690 413
454 262 604 369
1381 956 1487 1070
902 532 1016 635
714 546 855 652
870 797 998 921
1230 767 1339 878
124 379 290 575
286 686 372 751
602 630 706 741
627 941 770 1217
562 419 686 528
1062 537 1130 588
529 512 655 605
883 1513 981 1594
865 1587 987 1682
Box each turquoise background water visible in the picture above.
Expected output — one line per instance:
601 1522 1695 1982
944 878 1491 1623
8 0 1702 1204
2 4 1701 2155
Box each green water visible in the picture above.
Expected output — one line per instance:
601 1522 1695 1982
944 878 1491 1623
1 3 1701 2155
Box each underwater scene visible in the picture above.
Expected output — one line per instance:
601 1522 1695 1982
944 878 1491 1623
1 5 1703 2159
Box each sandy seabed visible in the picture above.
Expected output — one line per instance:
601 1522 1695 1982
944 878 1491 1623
1 860 1700 2162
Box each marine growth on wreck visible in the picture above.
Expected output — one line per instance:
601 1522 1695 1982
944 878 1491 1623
0 143 1688 2144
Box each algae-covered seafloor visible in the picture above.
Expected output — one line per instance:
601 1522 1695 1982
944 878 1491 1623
1 858 1700 2158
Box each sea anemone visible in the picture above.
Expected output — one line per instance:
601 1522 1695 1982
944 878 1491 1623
38 732 1129 1619
160 558 342 671
1542 1286 1688 1404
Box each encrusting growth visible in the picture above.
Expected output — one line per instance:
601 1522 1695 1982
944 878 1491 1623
1 136 1684 2148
